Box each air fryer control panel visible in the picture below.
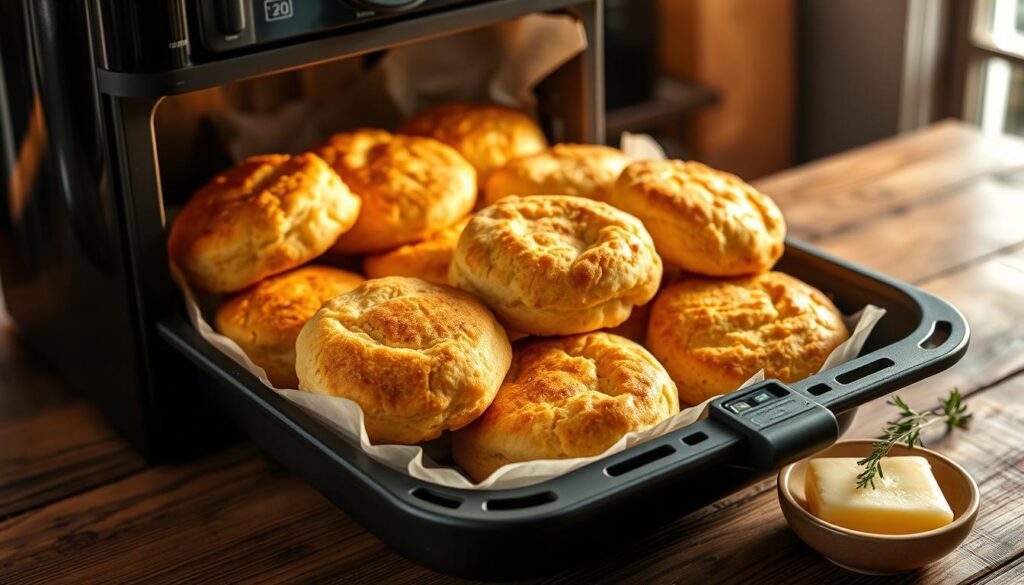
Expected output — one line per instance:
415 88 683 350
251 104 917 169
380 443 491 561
197 0 473 53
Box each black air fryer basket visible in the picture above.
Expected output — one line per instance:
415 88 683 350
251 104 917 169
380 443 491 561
88 0 969 578
160 239 969 579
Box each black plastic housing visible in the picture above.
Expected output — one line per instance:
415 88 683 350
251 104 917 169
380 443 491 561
156 239 969 579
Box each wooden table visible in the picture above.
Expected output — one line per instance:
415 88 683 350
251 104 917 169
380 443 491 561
3 121 1024 584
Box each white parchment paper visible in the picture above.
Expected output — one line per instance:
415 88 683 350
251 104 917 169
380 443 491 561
175 264 884 490
381 13 588 116
620 131 668 161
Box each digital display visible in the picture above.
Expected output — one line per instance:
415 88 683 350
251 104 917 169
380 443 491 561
264 0 295 22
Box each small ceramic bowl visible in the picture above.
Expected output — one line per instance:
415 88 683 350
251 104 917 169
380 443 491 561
777 440 979 575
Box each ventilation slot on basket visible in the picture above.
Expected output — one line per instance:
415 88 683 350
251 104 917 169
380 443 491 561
682 431 708 446
605 445 676 477
411 488 462 509
807 383 832 396
836 358 895 384
920 320 952 349
485 491 557 511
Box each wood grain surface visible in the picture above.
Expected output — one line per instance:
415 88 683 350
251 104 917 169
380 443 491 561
0 308 146 522
1 121 1023 584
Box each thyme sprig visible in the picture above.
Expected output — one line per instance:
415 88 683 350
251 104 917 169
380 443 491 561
855 389 972 489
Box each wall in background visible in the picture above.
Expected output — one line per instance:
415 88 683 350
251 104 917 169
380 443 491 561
797 0 910 162
658 0 795 180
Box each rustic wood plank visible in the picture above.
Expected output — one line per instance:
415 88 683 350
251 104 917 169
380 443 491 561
0 306 147 520
541 373 1024 585
755 121 1024 242
754 121 977 200
0 307 70 424
979 554 1024 584
842 247 1024 432
807 175 1024 283
0 445 450 585
755 120 1024 287
0 403 146 520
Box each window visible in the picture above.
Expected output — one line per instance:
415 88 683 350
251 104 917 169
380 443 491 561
966 0 1024 135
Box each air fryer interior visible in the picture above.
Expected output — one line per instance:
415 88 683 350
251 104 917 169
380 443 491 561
152 24 590 211
153 54 392 203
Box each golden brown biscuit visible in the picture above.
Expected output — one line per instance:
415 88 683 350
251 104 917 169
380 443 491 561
400 103 547 184
215 266 364 388
168 154 360 293
363 215 471 285
607 160 786 277
294 276 512 445
452 332 679 482
313 129 476 254
646 272 849 406
449 195 663 336
483 143 629 205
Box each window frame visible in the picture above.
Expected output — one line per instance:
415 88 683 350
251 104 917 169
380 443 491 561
962 0 1024 132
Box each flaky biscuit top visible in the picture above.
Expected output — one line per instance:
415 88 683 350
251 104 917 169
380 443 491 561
453 195 663 311
314 129 476 253
610 160 786 276
295 277 511 444
618 160 784 237
214 265 365 388
167 153 360 293
484 143 630 204
483 334 679 440
400 103 548 182
451 332 679 481
216 265 365 350
646 271 849 405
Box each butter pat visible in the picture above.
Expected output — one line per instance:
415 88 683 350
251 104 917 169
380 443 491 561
805 456 954 535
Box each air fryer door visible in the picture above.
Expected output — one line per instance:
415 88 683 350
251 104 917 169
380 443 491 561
0 0 158 453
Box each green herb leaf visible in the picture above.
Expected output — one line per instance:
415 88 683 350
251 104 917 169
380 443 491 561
855 388 971 489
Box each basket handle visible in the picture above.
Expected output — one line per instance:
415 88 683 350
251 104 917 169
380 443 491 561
790 286 970 414
706 381 838 471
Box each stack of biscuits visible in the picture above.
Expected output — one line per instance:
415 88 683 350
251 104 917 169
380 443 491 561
168 102 851 483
